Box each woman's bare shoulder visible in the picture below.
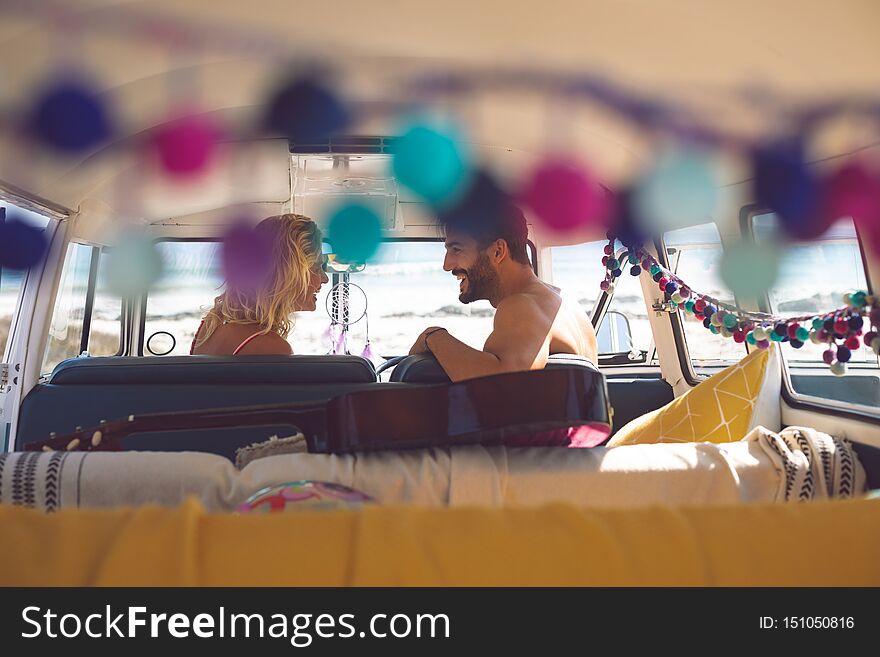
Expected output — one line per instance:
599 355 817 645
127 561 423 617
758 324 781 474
236 332 293 356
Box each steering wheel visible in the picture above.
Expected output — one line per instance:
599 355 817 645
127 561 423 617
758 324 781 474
375 355 408 378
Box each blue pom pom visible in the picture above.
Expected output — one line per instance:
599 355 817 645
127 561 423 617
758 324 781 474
437 170 519 241
849 315 864 331
773 322 788 336
264 76 349 143
392 120 470 207
0 214 48 269
29 78 112 153
703 304 717 317
630 265 641 276
612 268 622 278
790 339 804 349
836 346 852 362
664 281 677 294
327 204 384 264
752 140 819 238
702 317 712 328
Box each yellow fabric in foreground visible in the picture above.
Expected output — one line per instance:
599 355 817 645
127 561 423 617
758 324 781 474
608 347 769 446
1 499 878 586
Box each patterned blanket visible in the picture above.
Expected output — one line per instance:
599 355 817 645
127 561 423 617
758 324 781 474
750 426 864 501
0 426 867 511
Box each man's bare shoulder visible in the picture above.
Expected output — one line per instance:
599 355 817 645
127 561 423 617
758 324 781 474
495 292 545 317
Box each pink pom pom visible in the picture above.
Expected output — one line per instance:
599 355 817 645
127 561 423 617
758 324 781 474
657 276 669 288
152 110 221 177
756 339 771 349
822 162 880 225
520 156 609 231
822 348 836 364
600 280 610 291
845 336 861 350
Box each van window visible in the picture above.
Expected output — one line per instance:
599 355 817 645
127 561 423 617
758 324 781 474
42 243 122 373
664 222 747 374
143 241 223 356
550 241 654 364
751 213 879 409
1 203 51 358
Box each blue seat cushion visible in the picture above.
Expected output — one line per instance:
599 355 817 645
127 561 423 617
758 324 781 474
48 354 377 385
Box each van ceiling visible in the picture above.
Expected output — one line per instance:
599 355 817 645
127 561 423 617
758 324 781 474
1 0 879 223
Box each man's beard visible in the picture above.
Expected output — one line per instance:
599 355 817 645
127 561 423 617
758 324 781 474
456 253 500 304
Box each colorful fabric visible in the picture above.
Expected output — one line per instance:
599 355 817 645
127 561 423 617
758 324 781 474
608 345 781 446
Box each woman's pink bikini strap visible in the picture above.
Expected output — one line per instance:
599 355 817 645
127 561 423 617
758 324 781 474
232 332 264 355
189 320 205 355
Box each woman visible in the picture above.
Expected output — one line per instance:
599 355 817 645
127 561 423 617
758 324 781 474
191 214 328 355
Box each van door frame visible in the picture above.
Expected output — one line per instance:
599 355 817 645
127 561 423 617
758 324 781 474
0 186 70 452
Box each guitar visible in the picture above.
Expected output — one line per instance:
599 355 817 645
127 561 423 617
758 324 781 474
25 367 611 455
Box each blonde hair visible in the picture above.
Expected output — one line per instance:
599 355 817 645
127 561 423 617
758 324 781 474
195 214 322 347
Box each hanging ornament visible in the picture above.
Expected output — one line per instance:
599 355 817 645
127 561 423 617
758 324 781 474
324 281 369 356
520 155 609 232
27 75 112 154
632 149 719 234
327 204 383 264
263 75 349 143
221 220 274 292
0 212 49 270
601 233 879 378
104 234 165 298
816 161 880 240
391 119 471 208
719 241 781 300
151 110 222 178
437 169 519 239
605 189 645 248
752 140 819 239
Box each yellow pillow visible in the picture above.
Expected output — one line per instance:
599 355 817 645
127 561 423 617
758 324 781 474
607 345 781 446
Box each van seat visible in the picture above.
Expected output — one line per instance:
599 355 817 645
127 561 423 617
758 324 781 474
17 355 382 459
48 354 377 385
388 353 598 383
388 353 673 437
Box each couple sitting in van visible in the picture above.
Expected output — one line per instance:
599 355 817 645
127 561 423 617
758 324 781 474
192 209 598 380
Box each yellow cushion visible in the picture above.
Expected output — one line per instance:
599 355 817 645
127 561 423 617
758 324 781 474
1 498 878 585
607 346 780 446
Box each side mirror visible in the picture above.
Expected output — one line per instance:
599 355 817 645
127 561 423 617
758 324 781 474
596 310 635 356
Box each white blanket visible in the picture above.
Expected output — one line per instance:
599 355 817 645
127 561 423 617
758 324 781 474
0 426 865 511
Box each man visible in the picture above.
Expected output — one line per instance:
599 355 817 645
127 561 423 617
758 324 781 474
409 177 598 382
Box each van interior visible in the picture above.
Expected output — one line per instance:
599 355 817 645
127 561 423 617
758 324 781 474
1 0 879 586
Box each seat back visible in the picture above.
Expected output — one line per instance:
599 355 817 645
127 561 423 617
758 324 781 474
47 354 377 385
389 353 599 383
17 355 381 459
388 353 673 437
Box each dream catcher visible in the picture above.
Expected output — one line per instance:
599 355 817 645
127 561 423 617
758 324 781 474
324 277 374 361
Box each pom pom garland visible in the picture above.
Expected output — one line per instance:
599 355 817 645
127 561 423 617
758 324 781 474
601 232 880 378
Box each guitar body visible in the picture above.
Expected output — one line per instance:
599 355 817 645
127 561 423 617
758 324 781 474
321 368 610 452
